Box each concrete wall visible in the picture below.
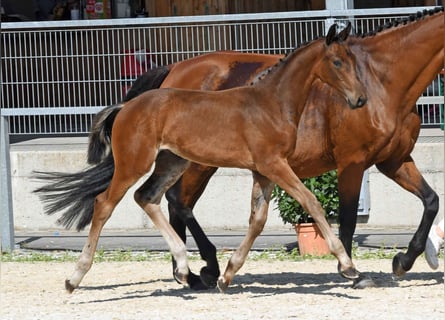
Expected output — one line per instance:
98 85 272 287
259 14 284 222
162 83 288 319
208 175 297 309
9 136 444 231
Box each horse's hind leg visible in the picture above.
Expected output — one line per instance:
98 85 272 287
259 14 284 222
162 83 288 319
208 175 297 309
66 172 140 292
376 160 439 277
217 171 274 292
337 165 376 288
134 152 192 284
166 163 220 289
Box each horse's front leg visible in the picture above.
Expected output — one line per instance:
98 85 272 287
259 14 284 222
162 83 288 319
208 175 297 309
261 159 360 280
217 172 274 292
337 165 377 288
134 153 192 285
376 159 439 277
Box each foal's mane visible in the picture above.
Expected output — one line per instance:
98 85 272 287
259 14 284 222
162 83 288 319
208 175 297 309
249 37 322 85
359 6 443 38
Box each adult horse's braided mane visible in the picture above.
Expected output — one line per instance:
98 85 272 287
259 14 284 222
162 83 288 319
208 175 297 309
250 7 443 85
359 6 443 37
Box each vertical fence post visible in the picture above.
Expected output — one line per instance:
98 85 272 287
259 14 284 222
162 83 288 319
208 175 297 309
0 115 15 252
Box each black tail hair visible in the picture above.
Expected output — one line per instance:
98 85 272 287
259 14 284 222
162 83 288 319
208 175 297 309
87 65 170 165
33 154 114 231
33 66 171 230
87 104 122 165
123 65 170 102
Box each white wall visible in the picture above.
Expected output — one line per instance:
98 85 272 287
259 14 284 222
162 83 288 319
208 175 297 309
9 136 444 231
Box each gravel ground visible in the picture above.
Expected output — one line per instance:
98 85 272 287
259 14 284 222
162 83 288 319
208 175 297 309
0 257 443 320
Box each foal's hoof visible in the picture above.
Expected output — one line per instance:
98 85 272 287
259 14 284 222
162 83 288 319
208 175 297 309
174 268 188 284
200 267 218 289
352 274 377 289
338 265 360 280
392 252 408 277
65 279 77 293
217 276 229 293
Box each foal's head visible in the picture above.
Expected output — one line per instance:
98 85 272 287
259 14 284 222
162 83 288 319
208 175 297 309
317 23 367 109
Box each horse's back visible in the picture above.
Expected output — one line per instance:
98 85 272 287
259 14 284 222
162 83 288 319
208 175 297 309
162 51 282 91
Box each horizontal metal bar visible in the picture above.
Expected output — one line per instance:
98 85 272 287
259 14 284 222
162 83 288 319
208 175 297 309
0 107 104 116
418 96 445 104
2 7 436 30
1 96 442 117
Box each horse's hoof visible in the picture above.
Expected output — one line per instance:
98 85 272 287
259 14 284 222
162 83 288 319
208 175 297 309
200 267 218 289
187 272 211 291
217 276 229 293
392 252 407 277
339 266 360 280
65 279 76 293
352 274 377 289
174 268 188 284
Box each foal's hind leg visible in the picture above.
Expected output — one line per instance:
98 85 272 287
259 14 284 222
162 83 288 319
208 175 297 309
217 172 274 292
134 152 192 285
376 160 439 277
66 172 140 292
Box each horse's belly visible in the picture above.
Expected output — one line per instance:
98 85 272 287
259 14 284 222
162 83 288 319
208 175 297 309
159 142 255 169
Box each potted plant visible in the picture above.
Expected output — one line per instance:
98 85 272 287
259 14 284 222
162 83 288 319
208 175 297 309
271 170 339 256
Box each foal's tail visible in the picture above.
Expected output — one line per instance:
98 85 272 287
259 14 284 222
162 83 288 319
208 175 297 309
33 66 171 231
87 65 170 165
34 103 124 231
87 104 122 165
33 154 114 231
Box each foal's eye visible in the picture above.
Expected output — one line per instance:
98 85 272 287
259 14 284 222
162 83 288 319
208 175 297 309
333 60 342 68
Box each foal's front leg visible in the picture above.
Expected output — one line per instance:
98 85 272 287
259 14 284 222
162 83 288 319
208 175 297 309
259 159 360 280
217 172 274 292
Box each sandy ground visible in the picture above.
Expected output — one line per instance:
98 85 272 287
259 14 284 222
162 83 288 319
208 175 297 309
0 257 443 320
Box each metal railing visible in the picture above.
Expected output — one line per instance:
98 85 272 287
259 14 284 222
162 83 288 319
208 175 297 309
1 7 443 135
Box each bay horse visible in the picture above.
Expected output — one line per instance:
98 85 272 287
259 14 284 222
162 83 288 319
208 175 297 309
118 8 444 290
115 8 443 290
35 24 368 293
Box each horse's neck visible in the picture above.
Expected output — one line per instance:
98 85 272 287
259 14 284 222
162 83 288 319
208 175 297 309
353 12 443 108
257 41 320 116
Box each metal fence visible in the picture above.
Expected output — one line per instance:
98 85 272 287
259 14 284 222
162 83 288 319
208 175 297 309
1 7 443 136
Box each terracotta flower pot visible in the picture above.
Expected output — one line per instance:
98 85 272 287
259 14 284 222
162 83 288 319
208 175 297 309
295 222 331 256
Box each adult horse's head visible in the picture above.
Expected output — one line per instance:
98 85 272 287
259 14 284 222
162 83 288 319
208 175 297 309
317 23 367 109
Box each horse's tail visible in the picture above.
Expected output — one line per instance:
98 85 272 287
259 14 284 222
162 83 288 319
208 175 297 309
87 65 170 165
122 65 170 102
34 102 127 231
87 104 122 165
33 154 114 231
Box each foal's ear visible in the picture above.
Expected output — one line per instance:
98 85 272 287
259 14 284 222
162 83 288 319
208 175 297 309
337 22 352 42
325 24 338 46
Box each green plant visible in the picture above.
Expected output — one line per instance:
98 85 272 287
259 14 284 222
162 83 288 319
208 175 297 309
271 170 339 224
